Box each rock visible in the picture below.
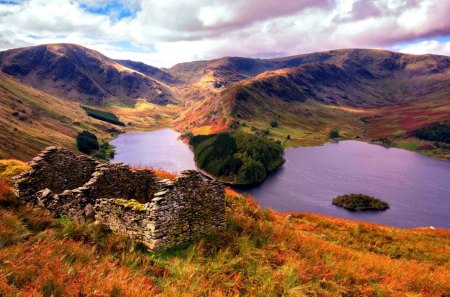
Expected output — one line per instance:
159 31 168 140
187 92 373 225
84 204 95 221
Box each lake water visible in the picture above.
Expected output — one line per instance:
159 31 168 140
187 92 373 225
110 130 450 228
110 129 196 172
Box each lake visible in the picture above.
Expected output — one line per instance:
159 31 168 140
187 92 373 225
110 129 196 172
110 129 450 228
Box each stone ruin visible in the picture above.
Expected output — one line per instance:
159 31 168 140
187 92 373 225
13 146 225 250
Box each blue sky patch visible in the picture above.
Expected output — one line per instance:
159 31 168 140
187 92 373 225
80 0 140 21
111 41 156 53
0 0 22 4
394 35 450 48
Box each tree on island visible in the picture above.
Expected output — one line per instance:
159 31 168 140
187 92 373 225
332 194 389 211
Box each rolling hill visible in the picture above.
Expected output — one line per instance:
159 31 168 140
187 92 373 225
175 49 450 155
0 72 121 160
0 44 175 106
0 44 449 160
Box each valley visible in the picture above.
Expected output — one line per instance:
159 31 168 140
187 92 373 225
1 44 449 161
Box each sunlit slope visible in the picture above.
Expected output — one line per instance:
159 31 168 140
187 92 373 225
0 73 112 160
0 165 449 296
176 49 450 146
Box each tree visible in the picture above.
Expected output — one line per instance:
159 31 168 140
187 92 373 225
237 159 266 184
270 121 278 128
286 135 291 140
190 131 284 184
76 131 99 154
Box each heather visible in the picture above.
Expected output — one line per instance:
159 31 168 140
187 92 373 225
0 161 449 296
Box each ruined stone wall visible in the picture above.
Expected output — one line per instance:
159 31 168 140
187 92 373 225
14 147 226 250
84 163 160 204
94 172 225 250
94 198 156 247
14 146 99 204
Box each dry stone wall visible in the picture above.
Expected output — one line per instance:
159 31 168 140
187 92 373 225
13 146 225 250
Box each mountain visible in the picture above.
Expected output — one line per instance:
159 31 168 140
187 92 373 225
175 49 450 148
0 44 449 159
115 59 180 85
0 44 175 105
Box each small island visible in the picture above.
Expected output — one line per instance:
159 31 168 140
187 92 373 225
332 194 389 211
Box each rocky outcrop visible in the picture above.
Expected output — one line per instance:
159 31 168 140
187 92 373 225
13 147 225 250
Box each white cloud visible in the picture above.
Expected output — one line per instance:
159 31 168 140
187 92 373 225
0 0 449 67
395 39 450 56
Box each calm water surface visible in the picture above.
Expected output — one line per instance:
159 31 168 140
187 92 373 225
110 129 196 172
111 130 450 228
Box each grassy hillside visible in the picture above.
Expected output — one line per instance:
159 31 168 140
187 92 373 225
0 73 120 160
0 162 449 296
0 44 174 106
175 50 450 158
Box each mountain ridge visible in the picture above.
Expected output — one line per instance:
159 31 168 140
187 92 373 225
1 43 449 160
0 43 175 106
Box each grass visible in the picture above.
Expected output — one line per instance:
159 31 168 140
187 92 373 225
0 161 449 296
0 73 112 161
131 166 177 180
0 160 29 182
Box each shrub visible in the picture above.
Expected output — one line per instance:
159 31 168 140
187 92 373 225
76 131 99 155
329 129 340 138
0 179 20 207
0 159 29 182
332 194 389 211
270 121 278 128
95 141 115 159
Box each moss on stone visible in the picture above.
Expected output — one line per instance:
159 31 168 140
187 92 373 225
113 198 147 212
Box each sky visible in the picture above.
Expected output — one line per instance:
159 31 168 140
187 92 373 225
0 0 449 67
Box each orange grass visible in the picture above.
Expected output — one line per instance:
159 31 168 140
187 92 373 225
131 165 177 180
1 163 449 296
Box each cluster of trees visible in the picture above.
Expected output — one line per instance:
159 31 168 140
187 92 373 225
332 194 389 211
190 131 284 184
76 131 99 154
415 124 450 143
82 106 125 126
76 131 115 159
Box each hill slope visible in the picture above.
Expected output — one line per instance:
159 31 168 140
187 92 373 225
0 72 118 160
0 44 448 160
0 166 449 296
176 49 450 152
0 44 174 106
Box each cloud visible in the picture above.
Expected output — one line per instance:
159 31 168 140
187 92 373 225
395 39 450 56
0 0 449 67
